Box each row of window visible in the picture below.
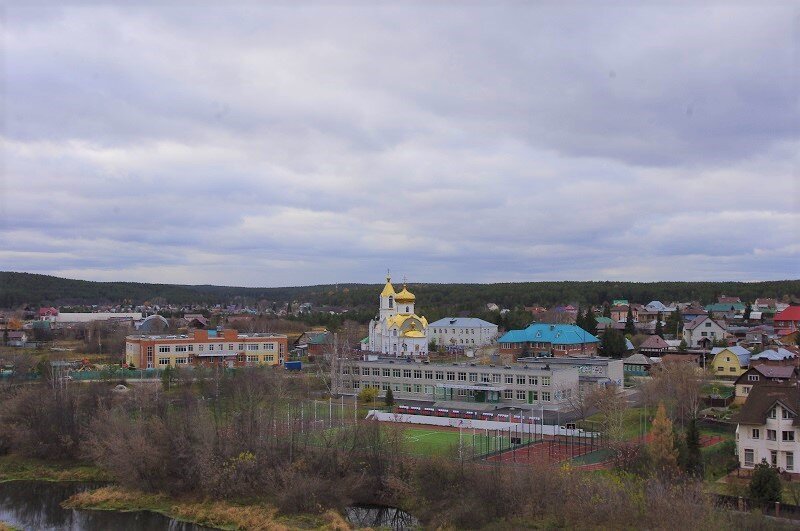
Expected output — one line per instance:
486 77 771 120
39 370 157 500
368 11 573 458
155 342 279 353
431 328 481 335
343 366 550 386
347 381 553 402
743 448 794 470
157 354 276 365
750 428 795 442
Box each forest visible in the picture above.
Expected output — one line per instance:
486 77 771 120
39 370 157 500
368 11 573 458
1 271 798 314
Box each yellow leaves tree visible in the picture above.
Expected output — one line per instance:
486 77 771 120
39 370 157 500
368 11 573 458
650 402 678 477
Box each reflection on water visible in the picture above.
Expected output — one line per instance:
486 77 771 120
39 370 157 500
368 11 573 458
0 481 214 531
345 504 420 530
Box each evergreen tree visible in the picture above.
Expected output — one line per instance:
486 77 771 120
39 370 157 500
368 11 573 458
678 339 688 352
2 329 7 346
601 328 628 358
654 313 664 338
749 461 782 506
684 417 703 477
744 303 752 320
385 387 395 407
584 310 598 334
575 306 585 330
650 402 679 477
666 308 683 337
161 365 173 390
603 303 611 318
625 306 636 335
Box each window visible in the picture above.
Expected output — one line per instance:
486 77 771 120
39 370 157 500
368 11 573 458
372 368 380 376
413 384 422 393
516 376 526 385
353 380 360 389
383 369 391 377
541 392 551 402
228 344 234 351
435 371 444 380
748 374 759 382
238 344 244 350
393 383 401 391
729 367 736 372
705 322 712 327
174 357 187 365
516 390 526 401
505 375 514 384
542 377 551 386
504 390 513 399
342 367 350 375
401 369 411 379
446 371 455 381
264 355 274 362
469 373 477 382
767 429 777 441
424 385 434 394
158 357 170 366
393 369 401 378
401 384 410 392
458 372 467 381
784 409 795 420
771 450 778 466
187 345 194 352
457 388 468 397
246 355 259 363
752 429 760 439
492 374 501 384
744 449 754 466
769 407 777 419
481 373 490 383
530 391 538 401
247 344 259 351
158 346 171 353
717 367 723 372
382 382 390 391
787 452 794 471
414 370 422 379
425 370 433 380
263 343 275 350
783 431 795 442
175 345 187 352
529 376 538 385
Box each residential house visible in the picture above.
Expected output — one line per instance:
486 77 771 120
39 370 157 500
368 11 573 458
638 335 670 355
6 331 28 347
709 346 751 377
622 353 653 377
718 295 742 304
497 323 599 358
735 384 799 473
734 365 798 404
610 304 643 323
774 306 800 336
755 298 778 312
706 302 746 319
750 348 799 367
682 304 708 322
683 315 727 349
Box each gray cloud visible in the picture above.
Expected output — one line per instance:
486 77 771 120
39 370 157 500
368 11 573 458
1 3 798 286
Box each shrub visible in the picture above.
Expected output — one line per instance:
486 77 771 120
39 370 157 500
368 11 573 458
749 461 782 506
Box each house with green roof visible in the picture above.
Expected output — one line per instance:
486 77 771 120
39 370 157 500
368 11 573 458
498 323 599 358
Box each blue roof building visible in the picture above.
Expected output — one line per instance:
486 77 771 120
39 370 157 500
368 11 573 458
498 323 599 358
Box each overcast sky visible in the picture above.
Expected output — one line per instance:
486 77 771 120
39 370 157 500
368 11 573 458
1 3 798 287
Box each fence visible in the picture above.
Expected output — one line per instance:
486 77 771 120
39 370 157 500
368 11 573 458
714 494 800 520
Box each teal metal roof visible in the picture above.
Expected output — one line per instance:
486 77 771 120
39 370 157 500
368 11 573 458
498 323 599 345
705 302 745 312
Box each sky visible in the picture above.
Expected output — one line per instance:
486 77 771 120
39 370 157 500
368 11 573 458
1 2 798 287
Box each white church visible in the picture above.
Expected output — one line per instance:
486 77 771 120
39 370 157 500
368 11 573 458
364 275 429 356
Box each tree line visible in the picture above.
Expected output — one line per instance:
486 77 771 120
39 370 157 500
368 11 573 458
2 271 798 313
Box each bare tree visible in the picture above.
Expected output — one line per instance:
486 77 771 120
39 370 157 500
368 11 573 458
588 384 628 441
643 360 706 428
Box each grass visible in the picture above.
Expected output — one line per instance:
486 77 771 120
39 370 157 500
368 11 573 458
62 486 350 531
0 454 110 483
570 448 614 466
0 522 22 531
580 407 652 440
402 426 521 456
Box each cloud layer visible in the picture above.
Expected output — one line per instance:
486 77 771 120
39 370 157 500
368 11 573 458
1 3 798 286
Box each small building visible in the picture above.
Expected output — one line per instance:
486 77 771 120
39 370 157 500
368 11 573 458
735 383 799 474
750 347 798 365
498 323 599 358
638 335 670 355
429 317 499 349
622 353 653 377
706 302 746 319
709 346 751 377
774 306 800 336
683 315 727 349
6 330 28 347
734 365 798 404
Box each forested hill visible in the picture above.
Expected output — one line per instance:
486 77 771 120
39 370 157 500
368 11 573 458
1 271 799 311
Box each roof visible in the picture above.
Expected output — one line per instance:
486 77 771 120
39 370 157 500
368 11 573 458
625 339 634 351
752 364 797 379
775 306 800 322
401 330 425 338
639 335 670 350
706 302 745 313
736 384 800 426
711 346 751 367
622 353 652 365
751 348 797 361
595 317 614 324
645 301 669 312
497 323 599 345
685 315 726 331
429 317 497 328
386 314 428 329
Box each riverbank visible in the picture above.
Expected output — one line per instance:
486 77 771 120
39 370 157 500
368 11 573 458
0 455 109 483
62 486 351 531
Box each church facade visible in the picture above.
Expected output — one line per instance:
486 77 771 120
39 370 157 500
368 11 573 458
365 275 429 356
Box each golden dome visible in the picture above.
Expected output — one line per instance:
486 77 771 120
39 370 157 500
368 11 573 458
395 284 415 303
402 330 425 338
380 275 396 297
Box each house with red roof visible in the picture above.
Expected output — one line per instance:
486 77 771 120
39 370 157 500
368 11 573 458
774 306 800 335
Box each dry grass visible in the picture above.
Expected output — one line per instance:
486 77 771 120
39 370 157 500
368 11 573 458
0 455 109 483
62 486 353 530
0 522 21 531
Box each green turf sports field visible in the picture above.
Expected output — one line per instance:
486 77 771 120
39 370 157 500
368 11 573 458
401 426 530 457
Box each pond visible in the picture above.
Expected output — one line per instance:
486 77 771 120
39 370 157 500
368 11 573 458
345 504 420 530
0 481 214 531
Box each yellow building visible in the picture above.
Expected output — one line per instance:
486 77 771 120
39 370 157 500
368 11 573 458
709 346 751 378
